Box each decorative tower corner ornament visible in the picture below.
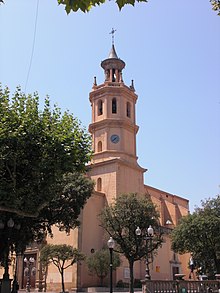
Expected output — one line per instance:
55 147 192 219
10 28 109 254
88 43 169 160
130 79 135 91
92 76 97 89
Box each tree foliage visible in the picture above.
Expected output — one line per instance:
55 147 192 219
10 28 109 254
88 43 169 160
211 0 220 15
86 248 121 286
0 85 92 216
171 195 220 277
0 0 219 15
60 0 220 14
0 85 94 263
99 193 163 293
40 244 85 292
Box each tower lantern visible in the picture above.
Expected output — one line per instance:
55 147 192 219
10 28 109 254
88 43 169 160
101 45 125 83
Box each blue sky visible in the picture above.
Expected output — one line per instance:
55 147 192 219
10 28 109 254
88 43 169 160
0 0 219 211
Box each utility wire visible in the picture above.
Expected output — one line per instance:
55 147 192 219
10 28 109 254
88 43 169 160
24 0 40 93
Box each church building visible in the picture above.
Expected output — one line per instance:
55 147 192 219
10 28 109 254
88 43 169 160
16 43 189 291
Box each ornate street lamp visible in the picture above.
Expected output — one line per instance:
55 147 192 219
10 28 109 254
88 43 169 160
135 225 154 280
107 237 115 293
11 254 19 293
2 218 14 279
24 256 35 292
0 217 17 293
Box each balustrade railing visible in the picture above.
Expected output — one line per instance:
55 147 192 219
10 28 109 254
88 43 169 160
142 280 220 293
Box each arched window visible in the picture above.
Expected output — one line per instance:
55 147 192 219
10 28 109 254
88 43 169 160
98 100 103 116
97 141 102 152
127 102 131 118
112 98 117 114
97 178 102 191
112 69 116 82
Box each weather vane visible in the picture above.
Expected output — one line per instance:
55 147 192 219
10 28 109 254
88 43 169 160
109 28 116 45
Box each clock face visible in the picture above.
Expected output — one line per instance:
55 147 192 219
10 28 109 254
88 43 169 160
110 134 120 144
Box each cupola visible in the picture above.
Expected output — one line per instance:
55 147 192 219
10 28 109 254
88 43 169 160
101 44 125 83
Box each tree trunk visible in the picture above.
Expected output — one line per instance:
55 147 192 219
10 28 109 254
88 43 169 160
100 275 104 287
215 258 220 274
3 245 10 280
213 252 220 274
129 260 134 293
61 268 65 292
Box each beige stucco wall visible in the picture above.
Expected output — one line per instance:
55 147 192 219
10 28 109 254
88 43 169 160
79 192 106 287
117 162 146 195
88 161 117 204
45 227 78 291
145 185 189 226
45 192 106 291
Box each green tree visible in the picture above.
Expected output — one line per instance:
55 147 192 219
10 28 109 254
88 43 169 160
99 193 163 293
211 0 220 15
171 195 220 277
0 172 94 262
86 248 121 286
0 0 219 15
40 244 85 293
0 85 94 267
0 85 92 217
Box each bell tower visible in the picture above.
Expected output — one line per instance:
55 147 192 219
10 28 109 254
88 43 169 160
88 42 146 202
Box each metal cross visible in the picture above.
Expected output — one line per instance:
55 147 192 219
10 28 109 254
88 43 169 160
109 28 116 45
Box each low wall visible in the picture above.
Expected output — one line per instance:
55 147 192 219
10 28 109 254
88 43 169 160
142 280 220 293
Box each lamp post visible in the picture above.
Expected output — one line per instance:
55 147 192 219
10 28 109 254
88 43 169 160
0 217 20 293
24 256 35 292
135 225 154 280
107 237 115 293
1 218 14 279
11 254 19 293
